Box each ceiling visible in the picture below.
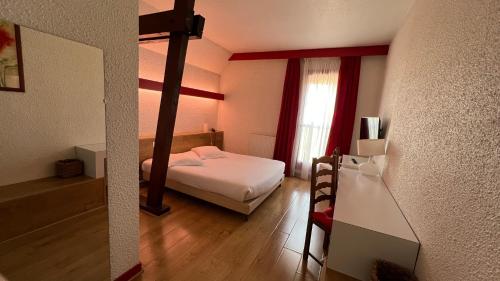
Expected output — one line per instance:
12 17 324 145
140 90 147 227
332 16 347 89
140 0 414 53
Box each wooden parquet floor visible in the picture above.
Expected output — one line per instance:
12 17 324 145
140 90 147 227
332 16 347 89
136 177 353 281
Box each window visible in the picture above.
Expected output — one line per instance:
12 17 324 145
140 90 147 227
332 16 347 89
291 58 340 179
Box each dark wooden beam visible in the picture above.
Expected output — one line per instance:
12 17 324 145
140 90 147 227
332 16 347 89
139 12 204 43
114 263 142 281
228 45 390 61
181 86 224 101
139 78 224 100
139 10 190 36
139 0 201 215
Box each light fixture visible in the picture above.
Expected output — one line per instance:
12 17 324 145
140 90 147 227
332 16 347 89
357 139 385 176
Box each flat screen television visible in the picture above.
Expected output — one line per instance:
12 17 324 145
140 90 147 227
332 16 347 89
360 117 381 139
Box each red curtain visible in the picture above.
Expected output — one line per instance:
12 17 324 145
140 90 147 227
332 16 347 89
325 56 361 155
273 58 301 176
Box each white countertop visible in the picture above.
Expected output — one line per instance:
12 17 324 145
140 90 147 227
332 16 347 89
333 168 418 243
340 155 368 170
76 143 106 152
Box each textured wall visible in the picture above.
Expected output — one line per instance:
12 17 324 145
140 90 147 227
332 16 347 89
378 0 499 280
0 27 105 186
0 1 139 279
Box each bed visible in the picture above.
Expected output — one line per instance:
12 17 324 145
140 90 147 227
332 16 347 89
139 131 285 216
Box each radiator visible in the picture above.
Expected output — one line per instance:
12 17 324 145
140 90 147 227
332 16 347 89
248 134 276 159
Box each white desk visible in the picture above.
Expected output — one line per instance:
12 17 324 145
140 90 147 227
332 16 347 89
340 155 368 170
327 167 420 281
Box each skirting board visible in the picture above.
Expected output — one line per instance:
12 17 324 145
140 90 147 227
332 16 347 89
143 171 284 215
114 263 142 281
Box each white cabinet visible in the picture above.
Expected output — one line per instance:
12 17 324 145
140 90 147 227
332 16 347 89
327 167 419 281
75 143 106 178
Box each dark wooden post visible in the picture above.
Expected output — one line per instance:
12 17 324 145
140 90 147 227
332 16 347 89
139 0 204 215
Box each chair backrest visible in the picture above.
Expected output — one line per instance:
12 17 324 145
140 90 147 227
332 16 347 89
309 148 340 213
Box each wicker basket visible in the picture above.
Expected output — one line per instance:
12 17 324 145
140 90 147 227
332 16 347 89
56 159 84 178
371 260 418 281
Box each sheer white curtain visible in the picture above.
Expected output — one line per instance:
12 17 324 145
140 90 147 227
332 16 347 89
291 58 340 179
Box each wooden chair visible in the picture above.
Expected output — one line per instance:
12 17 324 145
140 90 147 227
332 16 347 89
303 148 340 264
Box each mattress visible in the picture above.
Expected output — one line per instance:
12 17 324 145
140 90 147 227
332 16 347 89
142 152 285 202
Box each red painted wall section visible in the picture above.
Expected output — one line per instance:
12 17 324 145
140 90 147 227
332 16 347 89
229 45 389 61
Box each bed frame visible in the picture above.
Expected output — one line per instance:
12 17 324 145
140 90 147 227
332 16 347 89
139 131 283 217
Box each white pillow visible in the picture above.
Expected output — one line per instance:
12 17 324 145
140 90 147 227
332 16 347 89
191 146 226 160
168 151 203 167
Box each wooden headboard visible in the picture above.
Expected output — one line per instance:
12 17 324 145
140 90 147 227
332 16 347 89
139 131 224 165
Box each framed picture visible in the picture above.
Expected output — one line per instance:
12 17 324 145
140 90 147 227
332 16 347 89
0 20 25 92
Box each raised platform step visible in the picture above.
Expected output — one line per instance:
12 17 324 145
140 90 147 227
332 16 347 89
0 207 110 281
0 176 106 242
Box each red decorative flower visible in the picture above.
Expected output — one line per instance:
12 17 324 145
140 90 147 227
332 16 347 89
0 27 15 53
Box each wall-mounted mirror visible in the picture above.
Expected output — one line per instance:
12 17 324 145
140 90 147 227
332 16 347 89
0 19 109 281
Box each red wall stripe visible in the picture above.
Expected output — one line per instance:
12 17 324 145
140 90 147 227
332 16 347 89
114 263 142 281
229 45 390 61
139 78 225 100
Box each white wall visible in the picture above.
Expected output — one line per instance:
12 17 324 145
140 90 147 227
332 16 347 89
218 60 287 154
218 57 387 156
139 46 222 91
137 1 230 137
140 38 231 74
139 90 219 136
377 0 499 280
0 27 105 186
0 1 139 279
138 0 231 76
139 46 221 136
349 56 387 154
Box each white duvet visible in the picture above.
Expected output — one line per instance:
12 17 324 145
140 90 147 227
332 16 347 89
142 152 285 202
